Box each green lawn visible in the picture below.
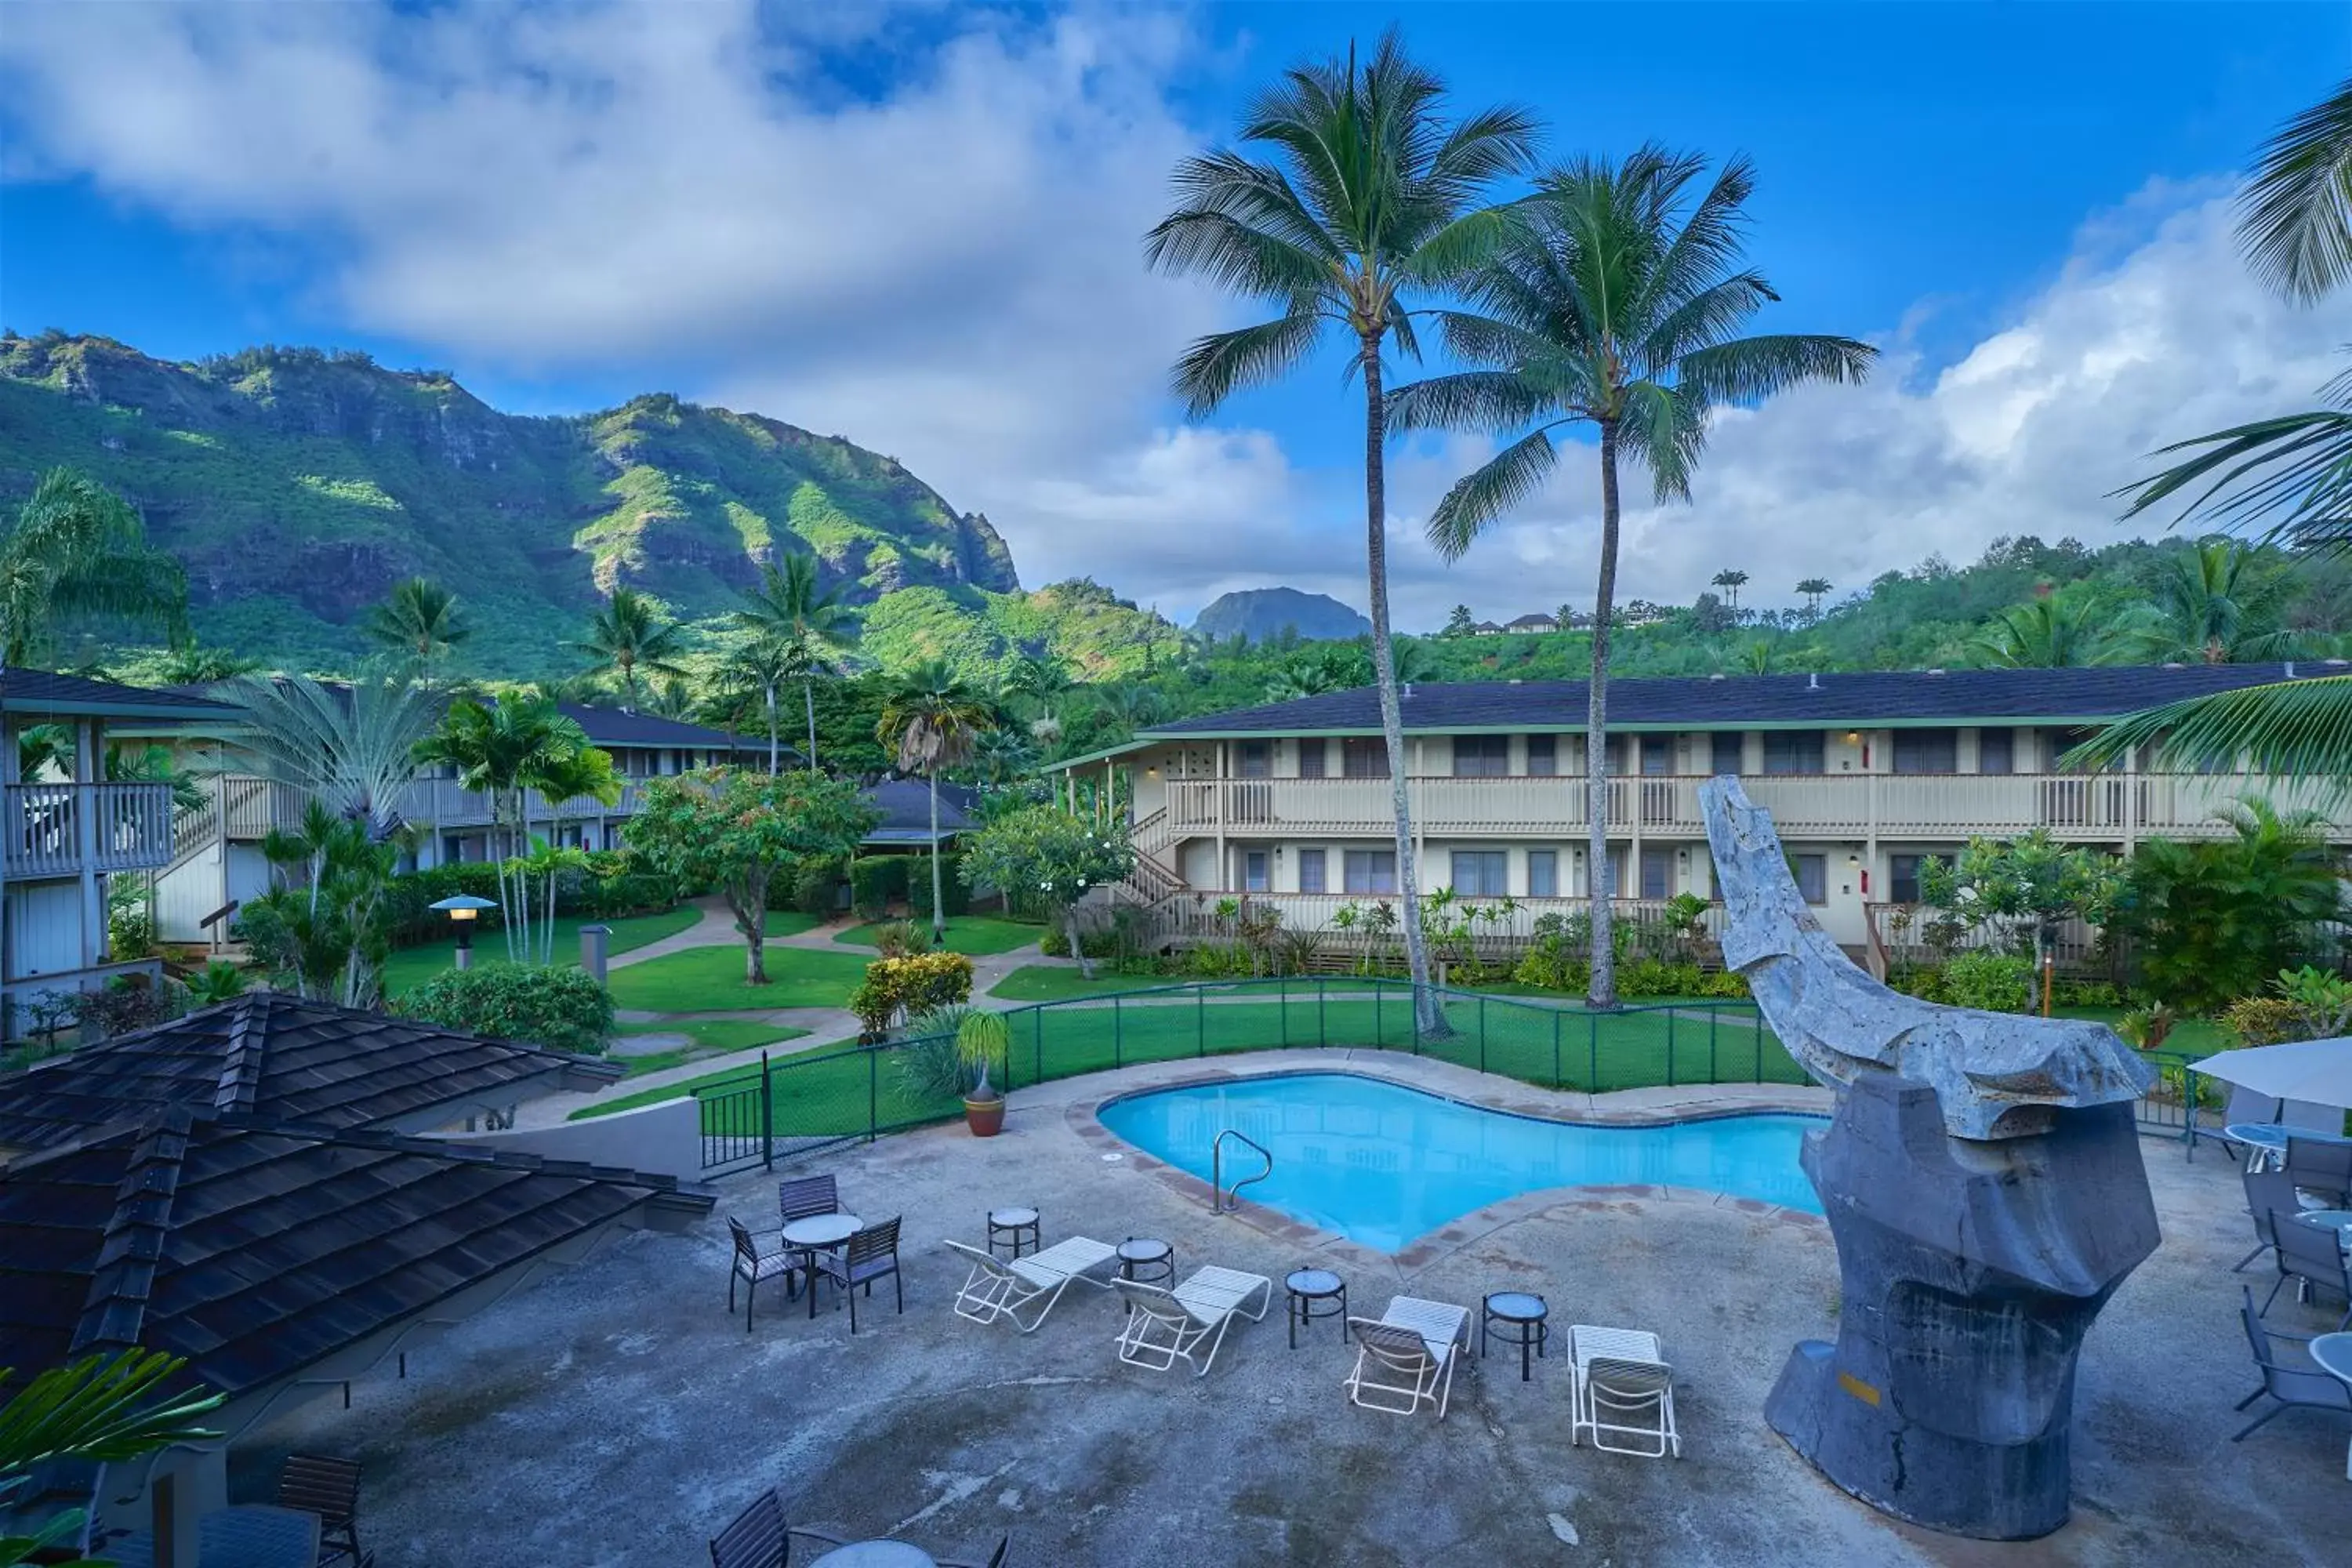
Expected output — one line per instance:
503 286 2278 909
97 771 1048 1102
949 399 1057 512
835 916 1045 956
985 965 1186 1001
2053 1007 2230 1059
610 1019 810 1078
575 1038 856 1119
381 906 704 997
607 934 868 1013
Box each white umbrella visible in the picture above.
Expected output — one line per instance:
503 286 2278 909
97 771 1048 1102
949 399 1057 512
2192 1036 2352 1111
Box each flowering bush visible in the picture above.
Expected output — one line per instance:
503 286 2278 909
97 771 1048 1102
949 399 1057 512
848 951 975 1039
960 807 1135 979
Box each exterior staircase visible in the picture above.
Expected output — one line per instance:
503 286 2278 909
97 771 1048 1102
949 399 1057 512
155 775 285 942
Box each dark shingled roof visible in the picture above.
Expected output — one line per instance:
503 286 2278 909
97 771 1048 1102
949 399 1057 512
1134 663 2328 738
0 993 621 1153
1 666 240 720
0 1107 710 1401
552 702 767 752
862 778 977 841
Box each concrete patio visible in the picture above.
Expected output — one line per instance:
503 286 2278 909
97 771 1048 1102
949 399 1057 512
238 1051 2348 1566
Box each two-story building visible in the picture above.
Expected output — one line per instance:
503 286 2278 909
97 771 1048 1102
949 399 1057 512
2 668 239 1033
1051 662 2349 968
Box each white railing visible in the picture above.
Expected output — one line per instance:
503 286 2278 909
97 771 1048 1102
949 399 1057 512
1153 891 1723 952
390 779 648 828
5 782 175 877
1145 771 2341 844
1866 901 2102 969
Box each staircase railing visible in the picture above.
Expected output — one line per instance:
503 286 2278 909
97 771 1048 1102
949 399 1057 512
1211 1128 1273 1214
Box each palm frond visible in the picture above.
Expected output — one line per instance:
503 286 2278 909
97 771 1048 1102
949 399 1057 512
2068 673 2352 791
1617 379 1705 504
1425 429 1561 560
1169 305 1327 417
1674 333 1879 405
2239 77 2352 304
1385 369 1558 434
2113 407 2352 550
0 1349 223 1473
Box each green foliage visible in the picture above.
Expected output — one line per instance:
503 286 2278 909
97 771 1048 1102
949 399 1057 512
960 806 1134 976
1943 951 2035 1013
0 1349 224 1568
0 466 187 666
958 1007 1011 1098
183 960 250 1006
105 877 154 960
869 919 926 957
2273 963 2352 1037
2109 798 2343 1011
2118 1003 2180 1051
2221 994 2307 1047
851 856 909 920
395 961 616 1055
848 950 975 1037
781 854 847 916
1921 831 2122 952
892 1026 971 1104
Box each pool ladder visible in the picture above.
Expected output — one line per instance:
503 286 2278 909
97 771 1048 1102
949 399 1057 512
1211 1129 1272 1214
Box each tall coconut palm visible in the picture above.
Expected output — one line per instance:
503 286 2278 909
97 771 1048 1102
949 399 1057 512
1965 595 2114 669
1710 568 1748 615
733 553 858 767
1388 147 1875 1006
0 468 187 666
1795 576 1834 619
717 634 810 774
1145 28 1538 1034
2114 539 2299 664
877 660 995 943
571 587 688 710
365 576 470 679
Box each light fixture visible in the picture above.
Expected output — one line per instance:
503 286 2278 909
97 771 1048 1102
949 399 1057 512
1845 731 1861 745
430 894 498 971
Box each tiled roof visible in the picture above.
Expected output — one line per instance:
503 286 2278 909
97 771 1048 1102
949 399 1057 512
0 1108 711 1401
1134 663 2325 737
862 778 977 839
553 702 767 752
0 667 241 720
0 993 621 1152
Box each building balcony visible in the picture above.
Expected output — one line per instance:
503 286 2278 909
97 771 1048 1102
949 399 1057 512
387 779 652 829
4 782 176 879
1153 771 2335 844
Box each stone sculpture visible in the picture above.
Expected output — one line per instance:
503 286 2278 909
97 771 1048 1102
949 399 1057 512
1698 777 2159 1541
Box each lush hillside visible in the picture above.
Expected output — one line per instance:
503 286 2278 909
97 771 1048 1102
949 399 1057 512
858 578 1181 681
0 332 1018 671
1192 586 1370 643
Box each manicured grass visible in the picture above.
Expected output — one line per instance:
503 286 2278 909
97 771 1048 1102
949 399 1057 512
2053 1007 2231 1059
985 965 1190 1001
834 916 1045 956
610 1019 810 1077
574 1038 855 1119
607 937 869 1014
380 906 703 997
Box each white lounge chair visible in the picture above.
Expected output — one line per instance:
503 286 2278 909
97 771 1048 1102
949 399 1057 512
1112 1265 1273 1377
944 1236 1118 1334
1570 1323 1680 1458
1342 1296 1471 1420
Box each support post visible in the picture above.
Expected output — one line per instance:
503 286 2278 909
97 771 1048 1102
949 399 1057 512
760 1051 773 1171
580 924 610 988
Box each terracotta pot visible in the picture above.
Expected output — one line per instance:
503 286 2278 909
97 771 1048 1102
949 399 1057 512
964 1094 1006 1138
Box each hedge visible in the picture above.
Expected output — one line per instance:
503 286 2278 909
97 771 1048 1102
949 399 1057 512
394 962 616 1055
381 853 681 947
851 857 909 920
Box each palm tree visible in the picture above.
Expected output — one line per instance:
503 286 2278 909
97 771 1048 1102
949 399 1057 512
229 667 440 837
365 576 470 679
154 641 257 684
1388 147 1875 1007
571 587 688 710
717 634 809 774
876 660 996 944
0 468 187 666
1965 596 2112 669
971 726 1039 786
2114 539 2299 664
1004 652 1077 718
1795 576 1833 619
1146 28 1538 1035
1710 569 1749 615
733 554 858 767
2239 75 2352 305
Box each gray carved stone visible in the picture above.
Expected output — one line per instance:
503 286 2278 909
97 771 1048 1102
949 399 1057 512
1699 778 2161 1540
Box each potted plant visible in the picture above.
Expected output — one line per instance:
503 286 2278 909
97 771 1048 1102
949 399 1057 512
959 1009 1011 1137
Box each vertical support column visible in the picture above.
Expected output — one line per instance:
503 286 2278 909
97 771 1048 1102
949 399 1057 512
1214 742 1227 890
74 719 102 969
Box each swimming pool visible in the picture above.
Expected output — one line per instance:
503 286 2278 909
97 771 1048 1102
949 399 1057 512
1098 1072 1824 1250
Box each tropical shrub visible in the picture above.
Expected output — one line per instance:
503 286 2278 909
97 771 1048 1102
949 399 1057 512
848 951 976 1037
959 1008 1011 1099
183 961 250 1007
851 857 909 920
2273 964 2352 1038
895 1003 978 1102
2107 800 2343 1012
106 880 155 960
2117 1004 2178 1051
1921 832 2121 956
781 855 847 916
869 920 927 957
71 975 172 1039
959 806 1135 979
1942 951 2034 1014
2221 995 2305 1047
395 963 615 1055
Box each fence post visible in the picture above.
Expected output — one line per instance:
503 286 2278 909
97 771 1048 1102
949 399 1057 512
1478 995 1487 1074
1319 976 1327 1047
1753 1010 1764 1082
1667 1007 1677 1088
1034 1006 1044 1087
1708 1007 1719 1085
760 1050 773 1171
1588 1011 1599 1090
1196 986 1205 1058
1280 975 1289 1049
1114 994 1124 1070
1552 1008 1563 1088
867 1045 878 1143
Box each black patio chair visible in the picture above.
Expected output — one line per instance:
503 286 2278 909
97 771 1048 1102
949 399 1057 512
813 1214 903 1333
2235 1168 2303 1272
940 1536 1011 1567
2286 1133 2352 1210
729 1217 804 1332
707 1487 849 1568
2261 1208 2352 1330
2233 1285 2352 1443
276 1453 372 1567
779 1174 842 1226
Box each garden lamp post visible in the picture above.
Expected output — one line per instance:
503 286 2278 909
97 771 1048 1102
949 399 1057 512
429 894 498 971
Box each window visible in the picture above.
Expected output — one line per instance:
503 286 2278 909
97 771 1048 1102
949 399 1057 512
1453 735 1511 777
1585 735 1624 774
1793 853 1828 906
1451 850 1508 897
1298 739 1327 779
1762 731 1825 775
1526 850 1558 898
1893 728 1958 775
1978 728 2013 776
1298 848 1327 894
1341 738 1389 779
1526 734 1557 775
1236 741 1271 779
1641 735 1676 775
1343 849 1396 894
1711 731 1744 777
1242 850 1269 892
2053 728 2102 774
1889 853 1951 905
1639 847 1673 900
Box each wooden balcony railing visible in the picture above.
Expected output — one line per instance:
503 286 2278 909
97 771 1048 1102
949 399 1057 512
1153 891 1724 953
1150 771 2341 843
5 782 175 878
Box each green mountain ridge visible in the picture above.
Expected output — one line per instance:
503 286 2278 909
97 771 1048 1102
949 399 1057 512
0 331 1027 672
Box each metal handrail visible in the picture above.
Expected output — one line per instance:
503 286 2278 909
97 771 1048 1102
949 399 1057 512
1211 1128 1272 1214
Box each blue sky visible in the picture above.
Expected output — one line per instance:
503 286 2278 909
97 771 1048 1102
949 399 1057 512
4 2 2349 626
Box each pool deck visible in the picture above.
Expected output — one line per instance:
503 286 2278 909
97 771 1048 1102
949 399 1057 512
238 1049 2346 1566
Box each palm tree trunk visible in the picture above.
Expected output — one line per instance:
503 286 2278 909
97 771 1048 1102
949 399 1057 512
766 681 779 775
1359 332 1444 1035
927 773 946 942
804 679 818 771
1588 419 1623 1010
1065 907 1096 980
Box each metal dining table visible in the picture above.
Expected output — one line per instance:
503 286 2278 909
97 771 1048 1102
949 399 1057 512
2223 1123 2352 1171
2308 1334 2352 1481
807 1540 937 1567
103 1504 321 1568
783 1210 862 1318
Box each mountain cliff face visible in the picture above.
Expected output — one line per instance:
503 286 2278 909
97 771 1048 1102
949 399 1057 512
1192 586 1371 644
0 332 1018 666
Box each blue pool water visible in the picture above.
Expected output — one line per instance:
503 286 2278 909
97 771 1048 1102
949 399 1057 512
1098 1072 1823 1251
